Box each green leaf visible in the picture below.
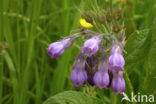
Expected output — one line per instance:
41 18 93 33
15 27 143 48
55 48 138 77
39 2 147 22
125 29 151 66
124 25 156 96
43 91 103 104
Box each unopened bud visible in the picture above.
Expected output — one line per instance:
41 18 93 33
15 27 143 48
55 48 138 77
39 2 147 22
97 10 106 24
106 10 112 23
83 11 93 24
112 24 122 33
113 6 122 21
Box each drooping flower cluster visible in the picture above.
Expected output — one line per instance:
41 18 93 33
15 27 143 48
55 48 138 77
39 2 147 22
47 5 126 94
47 33 125 93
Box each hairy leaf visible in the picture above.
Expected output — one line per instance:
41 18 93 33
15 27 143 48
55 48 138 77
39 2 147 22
43 91 103 104
125 29 151 66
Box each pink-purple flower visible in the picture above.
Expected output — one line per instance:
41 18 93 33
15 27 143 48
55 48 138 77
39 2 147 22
111 72 125 93
93 63 110 89
47 36 75 58
93 71 109 89
70 54 88 87
47 42 65 58
82 36 101 56
108 45 125 72
70 68 88 87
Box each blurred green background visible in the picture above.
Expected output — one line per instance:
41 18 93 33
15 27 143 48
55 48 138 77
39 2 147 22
0 0 156 104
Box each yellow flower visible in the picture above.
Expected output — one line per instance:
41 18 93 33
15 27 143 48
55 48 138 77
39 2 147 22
105 0 109 2
80 18 93 28
117 0 126 2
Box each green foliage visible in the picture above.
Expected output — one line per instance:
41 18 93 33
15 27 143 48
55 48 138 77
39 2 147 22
43 91 103 104
125 29 151 67
124 0 156 103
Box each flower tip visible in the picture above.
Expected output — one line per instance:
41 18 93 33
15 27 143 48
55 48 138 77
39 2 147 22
47 42 65 58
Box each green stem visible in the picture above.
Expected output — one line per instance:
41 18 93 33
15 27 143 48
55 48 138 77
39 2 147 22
110 92 117 104
110 0 113 13
125 72 135 104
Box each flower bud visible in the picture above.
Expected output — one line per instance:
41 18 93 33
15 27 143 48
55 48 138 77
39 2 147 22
82 36 101 56
47 42 64 58
83 11 93 24
47 36 76 58
112 24 122 33
111 72 125 93
106 10 112 23
93 62 110 89
96 10 106 24
113 6 122 21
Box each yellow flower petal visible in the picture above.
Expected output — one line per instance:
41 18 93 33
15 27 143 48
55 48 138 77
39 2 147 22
80 18 93 28
106 0 109 2
117 0 126 2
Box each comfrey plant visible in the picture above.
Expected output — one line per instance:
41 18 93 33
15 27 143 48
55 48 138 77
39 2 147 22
47 5 126 94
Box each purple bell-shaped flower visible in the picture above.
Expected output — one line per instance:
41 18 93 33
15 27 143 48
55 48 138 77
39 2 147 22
70 54 88 87
82 36 101 56
111 71 125 93
108 45 125 72
47 42 65 58
93 62 110 89
47 36 76 58
70 68 88 87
